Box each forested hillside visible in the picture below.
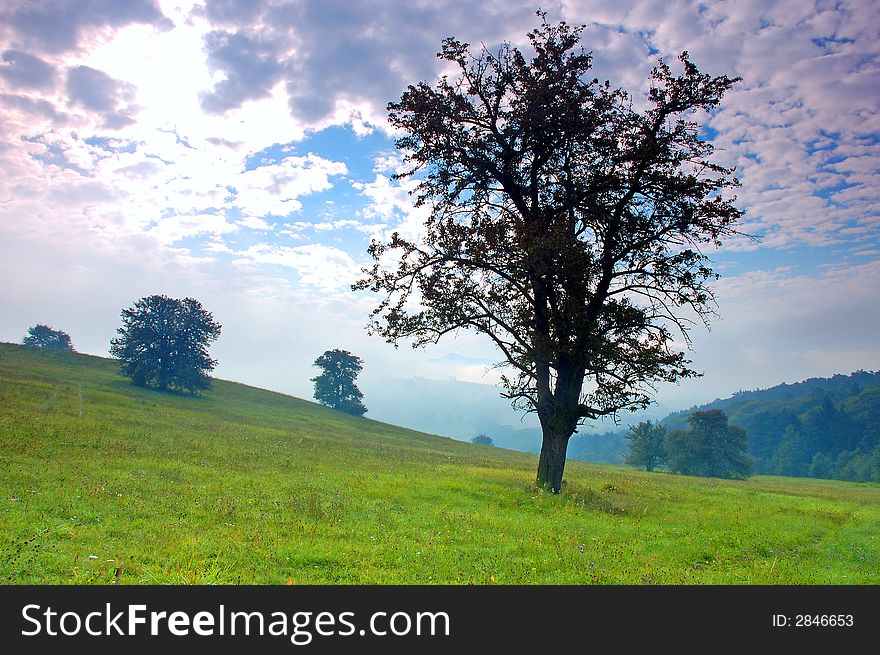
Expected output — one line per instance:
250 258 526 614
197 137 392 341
662 371 880 482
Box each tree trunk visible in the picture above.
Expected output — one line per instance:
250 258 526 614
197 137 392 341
536 427 572 493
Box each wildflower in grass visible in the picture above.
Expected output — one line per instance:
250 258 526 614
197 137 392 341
693 563 701 569
577 543 584 553
589 561 595 569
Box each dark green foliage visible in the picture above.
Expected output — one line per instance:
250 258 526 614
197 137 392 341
624 420 667 471
22 324 73 351
109 295 221 394
471 434 494 446
662 371 880 482
567 430 628 464
312 349 367 416
665 410 752 479
354 14 742 493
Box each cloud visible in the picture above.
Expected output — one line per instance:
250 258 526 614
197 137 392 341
148 211 239 245
115 160 160 178
0 0 170 54
239 242 362 292
205 136 244 149
352 172 429 245
200 29 287 113
0 93 68 124
233 153 348 220
66 65 139 129
191 0 541 131
0 49 57 89
0 0 878 418
198 0 264 26
660 258 880 403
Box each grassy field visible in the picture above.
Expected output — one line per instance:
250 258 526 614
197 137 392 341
1 342 877 585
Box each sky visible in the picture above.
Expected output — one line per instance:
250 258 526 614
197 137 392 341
1 0 878 437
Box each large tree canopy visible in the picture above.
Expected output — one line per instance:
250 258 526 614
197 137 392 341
354 15 743 492
109 295 221 395
22 324 74 351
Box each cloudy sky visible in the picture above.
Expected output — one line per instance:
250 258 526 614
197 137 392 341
1 0 878 431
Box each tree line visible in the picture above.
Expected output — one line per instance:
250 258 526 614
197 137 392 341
662 373 880 483
625 410 752 479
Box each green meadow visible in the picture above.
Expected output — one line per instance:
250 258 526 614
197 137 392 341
1 342 877 585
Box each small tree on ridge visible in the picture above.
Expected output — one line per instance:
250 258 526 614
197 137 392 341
312 349 367 416
23 324 74 351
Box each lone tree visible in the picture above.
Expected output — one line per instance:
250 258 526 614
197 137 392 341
665 409 752 479
23 324 74 351
354 15 743 492
312 349 367 416
471 434 495 446
109 295 221 394
624 420 667 472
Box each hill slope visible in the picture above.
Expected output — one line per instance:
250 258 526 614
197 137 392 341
1 343 877 584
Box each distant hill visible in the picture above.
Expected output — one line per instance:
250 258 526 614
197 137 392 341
361 376 540 441
362 375 673 449
384 370 880 481
494 427 629 464
661 371 880 482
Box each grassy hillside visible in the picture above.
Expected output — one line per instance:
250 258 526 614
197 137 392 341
1 342 878 584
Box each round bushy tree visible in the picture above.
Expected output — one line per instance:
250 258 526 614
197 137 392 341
312 349 367 416
624 420 667 472
665 410 752 479
23 324 74 351
110 295 221 394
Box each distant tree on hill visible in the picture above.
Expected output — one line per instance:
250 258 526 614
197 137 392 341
665 409 752 479
23 324 74 351
471 434 494 446
312 349 367 416
624 420 666 472
109 295 221 395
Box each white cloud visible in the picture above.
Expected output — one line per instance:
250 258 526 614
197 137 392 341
234 153 347 219
659 258 880 403
241 243 363 292
148 212 238 245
